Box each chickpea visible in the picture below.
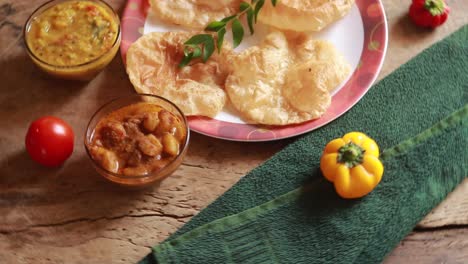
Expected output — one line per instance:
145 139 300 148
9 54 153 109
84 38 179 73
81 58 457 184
90 146 119 173
138 134 163 157
173 120 186 141
156 110 176 135
143 112 160 132
162 133 180 156
122 166 149 176
101 151 119 173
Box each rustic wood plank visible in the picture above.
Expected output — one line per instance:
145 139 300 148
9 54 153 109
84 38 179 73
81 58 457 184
419 179 468 228
384 228 468 264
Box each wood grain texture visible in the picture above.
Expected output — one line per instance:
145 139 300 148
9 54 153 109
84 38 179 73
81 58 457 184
418 179 468 228
0 0 466 263
384 228 468 264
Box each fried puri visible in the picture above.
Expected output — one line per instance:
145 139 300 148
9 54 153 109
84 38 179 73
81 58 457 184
150 0 242 29
225 31 351 125
126 31 231 117
258 0 355 32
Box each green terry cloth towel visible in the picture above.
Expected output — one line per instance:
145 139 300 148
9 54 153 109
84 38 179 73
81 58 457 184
139 25 468 264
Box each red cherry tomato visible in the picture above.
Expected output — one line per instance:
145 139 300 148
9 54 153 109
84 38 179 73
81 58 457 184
25 116 75 167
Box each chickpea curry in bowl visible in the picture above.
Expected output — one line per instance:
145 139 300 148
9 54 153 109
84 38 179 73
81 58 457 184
24 0 121 80
85 94 189 187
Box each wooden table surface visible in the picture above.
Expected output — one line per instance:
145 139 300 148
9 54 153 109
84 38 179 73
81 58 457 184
0 0 467 263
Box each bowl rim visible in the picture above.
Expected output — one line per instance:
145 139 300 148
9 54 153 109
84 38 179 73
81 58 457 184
23 0 122 69
84 93 190 180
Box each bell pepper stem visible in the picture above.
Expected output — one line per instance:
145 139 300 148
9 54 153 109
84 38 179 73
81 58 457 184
338 142 365 168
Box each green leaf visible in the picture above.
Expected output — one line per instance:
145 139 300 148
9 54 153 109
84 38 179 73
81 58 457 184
205 21 226 32
184 34 213 45
221 15 237 22
240 1 251 12
232 18 244 48
179 0 274 67
247 8 255 34
254 0 265 22
178 52 193 68
192 46 202 58
217 28 226 53
202 37 215 62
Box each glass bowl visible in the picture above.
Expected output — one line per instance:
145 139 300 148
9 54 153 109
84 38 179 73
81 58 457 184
23 0 121 81
84 94 190 187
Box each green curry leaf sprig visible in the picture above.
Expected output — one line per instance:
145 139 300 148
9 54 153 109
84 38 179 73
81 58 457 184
178 0 278 67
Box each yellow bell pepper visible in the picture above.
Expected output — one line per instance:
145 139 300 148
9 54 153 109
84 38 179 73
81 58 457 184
320 132 384 199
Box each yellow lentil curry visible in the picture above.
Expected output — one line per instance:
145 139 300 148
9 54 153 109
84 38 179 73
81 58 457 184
26 0 118 66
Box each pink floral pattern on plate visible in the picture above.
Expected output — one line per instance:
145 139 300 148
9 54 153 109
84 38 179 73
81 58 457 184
121 0 388 142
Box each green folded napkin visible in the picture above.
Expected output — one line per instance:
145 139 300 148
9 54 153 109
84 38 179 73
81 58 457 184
139 25 468 264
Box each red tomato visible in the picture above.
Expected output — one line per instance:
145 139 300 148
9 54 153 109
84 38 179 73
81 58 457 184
25 116 75 167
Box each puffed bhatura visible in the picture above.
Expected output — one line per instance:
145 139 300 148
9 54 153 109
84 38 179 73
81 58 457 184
225 31 351 125
150 0 242 29
126 32 231 117
258 0 355 32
